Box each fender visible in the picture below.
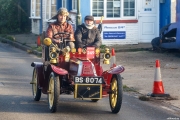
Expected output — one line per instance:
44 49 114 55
51 64 68 75
107 65 125 74
31 62 44 88
31 62 43 67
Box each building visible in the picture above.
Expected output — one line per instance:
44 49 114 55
29 0 176 45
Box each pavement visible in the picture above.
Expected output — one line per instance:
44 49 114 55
0 33 153 56
0 33 180 114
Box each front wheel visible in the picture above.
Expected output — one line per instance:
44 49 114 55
48 72 60 113
109 74 123 113
32 68 41 101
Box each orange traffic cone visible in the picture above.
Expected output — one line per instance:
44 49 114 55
110 48 116 68
151 60 169 97
37 36 41 46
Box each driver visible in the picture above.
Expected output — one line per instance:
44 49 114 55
74 15 102 49
46 8 75 49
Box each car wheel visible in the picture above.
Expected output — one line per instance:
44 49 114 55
32 68 41 101
109 74 123 113
48 72 60 113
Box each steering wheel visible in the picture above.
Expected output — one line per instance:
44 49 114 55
53 32 71 49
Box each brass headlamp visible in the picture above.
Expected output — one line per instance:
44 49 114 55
95 48 100 57
103 48 111 64
62 46 70 62
49 46 58 64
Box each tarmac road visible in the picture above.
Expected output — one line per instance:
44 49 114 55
0 39 180 119
0 34 180 118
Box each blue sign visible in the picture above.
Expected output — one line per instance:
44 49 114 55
144 8 152 11
103 31 126 39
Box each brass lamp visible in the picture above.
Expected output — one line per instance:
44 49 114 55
103 48 111 64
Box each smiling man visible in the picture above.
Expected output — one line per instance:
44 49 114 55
46 8 75 49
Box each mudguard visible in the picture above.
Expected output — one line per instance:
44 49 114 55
31 62 44 87
107 65 125 74
51 64 68 75
31 62 43 67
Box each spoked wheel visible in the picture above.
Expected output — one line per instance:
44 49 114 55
109 74 123 113
48 72 60 113
32 68 41 101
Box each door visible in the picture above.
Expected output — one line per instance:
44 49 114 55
138 0 159 43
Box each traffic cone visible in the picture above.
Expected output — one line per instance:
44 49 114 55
37 36 41 46
151 60 169 97
110 48 116 68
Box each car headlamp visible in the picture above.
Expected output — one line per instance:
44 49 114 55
104 53 111 60
103 48 111 64
50 52 58 59
95 48 100 57
71 48 76 54
49 51 58 63
43 38 52 46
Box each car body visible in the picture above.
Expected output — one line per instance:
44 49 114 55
30 33 125 113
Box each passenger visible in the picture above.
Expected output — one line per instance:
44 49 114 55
74 15 102 49
46 8 75 49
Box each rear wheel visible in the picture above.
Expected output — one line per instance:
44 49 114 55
32 68 41 101
109 74 123 113
48 72 60 113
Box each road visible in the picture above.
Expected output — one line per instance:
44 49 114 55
0 43 179 120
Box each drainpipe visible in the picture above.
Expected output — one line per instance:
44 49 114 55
76 0 82 26
39 0 43 34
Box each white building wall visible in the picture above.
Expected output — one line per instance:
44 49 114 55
42 0 48 32
31 19 40 34
31 0 48 35
171 0 176 22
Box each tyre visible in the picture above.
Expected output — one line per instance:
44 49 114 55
48 72 60 113
32 68 41 101
91 99 99 102
109 74 123 113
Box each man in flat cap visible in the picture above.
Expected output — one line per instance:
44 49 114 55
75 15 102 49
46 8 75 49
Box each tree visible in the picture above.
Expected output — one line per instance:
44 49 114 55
0 0 31 34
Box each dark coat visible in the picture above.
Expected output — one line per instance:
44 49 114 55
74 23 102 49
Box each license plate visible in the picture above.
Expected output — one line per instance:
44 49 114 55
74 76 104 84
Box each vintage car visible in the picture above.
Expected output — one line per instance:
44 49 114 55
30 32 125 113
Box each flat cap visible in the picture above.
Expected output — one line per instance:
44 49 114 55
85 15 94 21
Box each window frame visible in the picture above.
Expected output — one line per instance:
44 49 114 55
72 0 77 10
62 0 67 8
45 0 57 22
30 0 41 19
91 0 137 20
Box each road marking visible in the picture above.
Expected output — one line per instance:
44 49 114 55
161 106 175 112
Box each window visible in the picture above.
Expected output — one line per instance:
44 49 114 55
62 0 67 8
92 0 104 17
92 0 135 19
45 0 57 20
124 0 135 16
31 0 41 18
72 0 77 10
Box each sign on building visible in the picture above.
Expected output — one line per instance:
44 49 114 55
102 24 126 40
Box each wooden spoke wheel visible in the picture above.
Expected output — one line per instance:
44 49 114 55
32 68 41 101
48 72 60 113
109 74 123 113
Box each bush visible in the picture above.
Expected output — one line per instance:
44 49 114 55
0 0 31 34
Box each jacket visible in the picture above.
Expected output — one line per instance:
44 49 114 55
46 21 74 40
74 23 102 49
